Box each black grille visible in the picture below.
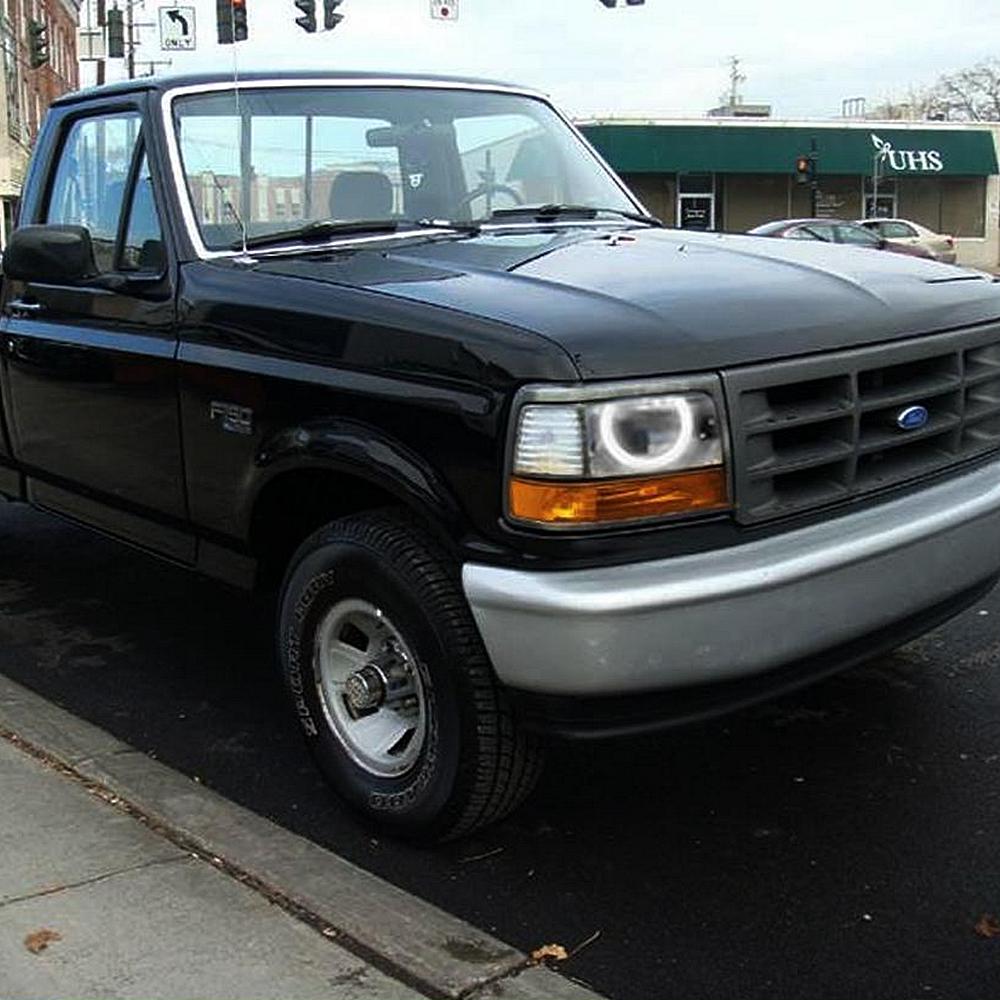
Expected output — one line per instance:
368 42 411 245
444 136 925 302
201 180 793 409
724 324 1000 524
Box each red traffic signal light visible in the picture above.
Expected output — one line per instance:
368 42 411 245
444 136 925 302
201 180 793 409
217 0 247 44
795 154 815 183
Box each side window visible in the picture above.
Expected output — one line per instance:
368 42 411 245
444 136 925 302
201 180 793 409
882 221 915 239
120 152 165 273
837 224 880 246
46 112 142 272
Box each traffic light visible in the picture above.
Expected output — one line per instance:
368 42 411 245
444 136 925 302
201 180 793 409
106 7 125 58
323 0 343 30
232 0 248 41
216 0 233 43
216 0 248 44
795 154 816 184
294 0 316 32
27 18 48 69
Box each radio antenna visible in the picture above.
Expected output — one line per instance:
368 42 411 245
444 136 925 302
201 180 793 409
230 15 250 260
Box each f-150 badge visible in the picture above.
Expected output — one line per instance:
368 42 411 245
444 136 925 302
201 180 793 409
210 401 253 435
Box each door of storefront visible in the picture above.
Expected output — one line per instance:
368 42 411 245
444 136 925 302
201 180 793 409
677 173 715 230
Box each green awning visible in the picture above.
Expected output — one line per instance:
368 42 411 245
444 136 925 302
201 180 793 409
581 123 999 177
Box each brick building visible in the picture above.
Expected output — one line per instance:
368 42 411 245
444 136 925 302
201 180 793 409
0 0 80 244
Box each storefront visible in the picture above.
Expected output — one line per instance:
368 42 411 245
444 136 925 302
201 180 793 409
579 119 1000 268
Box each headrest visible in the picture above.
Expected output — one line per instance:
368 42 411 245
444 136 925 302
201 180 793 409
329 171 393 220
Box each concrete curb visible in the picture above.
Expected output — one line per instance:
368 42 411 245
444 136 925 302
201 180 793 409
0 674 602 1000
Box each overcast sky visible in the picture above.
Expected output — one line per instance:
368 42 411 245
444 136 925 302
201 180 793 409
79 0 1000 119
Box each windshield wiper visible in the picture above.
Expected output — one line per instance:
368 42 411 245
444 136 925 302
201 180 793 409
489 203 598 222
237 219 404 251
236 218 482 251
487 204 664 227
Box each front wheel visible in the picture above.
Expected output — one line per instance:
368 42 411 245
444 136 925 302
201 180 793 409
277 509 543 841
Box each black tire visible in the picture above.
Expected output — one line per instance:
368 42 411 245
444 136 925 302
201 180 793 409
277 507 544 841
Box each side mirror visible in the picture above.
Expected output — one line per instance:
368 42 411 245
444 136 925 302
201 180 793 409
3 225 98 284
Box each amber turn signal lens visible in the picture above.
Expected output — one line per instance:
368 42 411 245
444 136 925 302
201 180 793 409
509 468 729 525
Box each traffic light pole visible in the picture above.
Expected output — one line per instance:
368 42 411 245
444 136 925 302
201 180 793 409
809 138 818 217
95 0 106 85
126 0 134 79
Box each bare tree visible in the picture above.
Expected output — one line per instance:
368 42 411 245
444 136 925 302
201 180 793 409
932 59 1000 121
866 85 939 120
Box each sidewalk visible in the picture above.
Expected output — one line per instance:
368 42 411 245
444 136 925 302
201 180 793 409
0 736 421 1000
0 676 598 1000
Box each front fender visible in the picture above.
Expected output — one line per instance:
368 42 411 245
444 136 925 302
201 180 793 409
244 417 467 538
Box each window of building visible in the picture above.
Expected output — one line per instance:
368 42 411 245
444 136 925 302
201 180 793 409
940 177 986 238
676 172 715 230
863 175 897 219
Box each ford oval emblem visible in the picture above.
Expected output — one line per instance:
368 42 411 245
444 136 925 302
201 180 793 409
896 404 929 431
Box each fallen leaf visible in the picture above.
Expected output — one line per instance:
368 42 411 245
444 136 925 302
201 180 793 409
530 943 569 964
975 914 1000 938
24 929 61 954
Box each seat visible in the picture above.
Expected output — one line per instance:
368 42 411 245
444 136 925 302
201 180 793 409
328 171 393 220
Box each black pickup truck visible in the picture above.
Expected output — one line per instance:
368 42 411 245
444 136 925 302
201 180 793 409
4 71 1000 840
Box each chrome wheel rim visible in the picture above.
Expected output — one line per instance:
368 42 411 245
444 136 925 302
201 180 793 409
314 598 427 778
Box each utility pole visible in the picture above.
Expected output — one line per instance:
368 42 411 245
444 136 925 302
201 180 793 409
96 0 106 85
126 0 134 79
726 55 745 107
809 137 819 217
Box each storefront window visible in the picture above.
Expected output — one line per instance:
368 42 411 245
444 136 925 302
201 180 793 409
896 176 986 237
677 172 715 230
863 176 897 219
940 177 986 237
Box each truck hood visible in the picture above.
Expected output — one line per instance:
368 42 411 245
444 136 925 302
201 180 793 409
256 226 1000 380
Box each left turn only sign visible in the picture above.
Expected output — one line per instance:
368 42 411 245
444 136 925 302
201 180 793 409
159 6 196 50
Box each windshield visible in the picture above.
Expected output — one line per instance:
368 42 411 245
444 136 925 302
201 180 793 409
171 85 638 251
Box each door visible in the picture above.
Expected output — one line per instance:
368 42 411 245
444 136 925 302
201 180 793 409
677 173 715 231
1 110 191 561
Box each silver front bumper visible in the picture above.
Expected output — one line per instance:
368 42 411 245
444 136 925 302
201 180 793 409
462 458 1000 696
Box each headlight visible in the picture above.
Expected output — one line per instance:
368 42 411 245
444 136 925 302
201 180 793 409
509 387 729 527
589 394 721 476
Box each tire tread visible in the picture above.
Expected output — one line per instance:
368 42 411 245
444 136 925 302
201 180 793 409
301 509 543 840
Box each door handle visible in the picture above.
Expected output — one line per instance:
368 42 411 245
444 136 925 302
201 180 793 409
8 299 44 317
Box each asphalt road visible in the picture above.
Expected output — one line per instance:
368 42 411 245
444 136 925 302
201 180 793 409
0 502 998 1000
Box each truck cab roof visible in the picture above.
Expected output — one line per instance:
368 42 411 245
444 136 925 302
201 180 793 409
51 70 533 108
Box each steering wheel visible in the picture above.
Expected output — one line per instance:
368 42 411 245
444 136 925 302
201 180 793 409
458 182 524 214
